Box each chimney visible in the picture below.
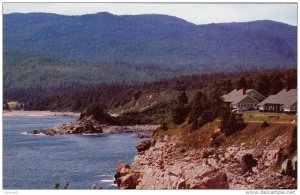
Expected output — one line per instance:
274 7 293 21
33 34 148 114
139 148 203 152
243 88 246 95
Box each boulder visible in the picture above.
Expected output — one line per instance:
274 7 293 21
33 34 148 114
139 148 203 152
135 140 151 152
119 173 140 189
240 154 257 173
177 179 187 189
281 159 294 177
42 128 56 136
192 172 229 189
116 163 130 172
32 130 40 134
115 163 132 184
74 126 83 133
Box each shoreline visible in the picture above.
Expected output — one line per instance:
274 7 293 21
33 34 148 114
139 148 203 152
3 110 80 117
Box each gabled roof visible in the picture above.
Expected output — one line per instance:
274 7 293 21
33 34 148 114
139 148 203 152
231 95 259 104
258 89 297 107
222 89 261 104
246 89 266 100
222 89 245 103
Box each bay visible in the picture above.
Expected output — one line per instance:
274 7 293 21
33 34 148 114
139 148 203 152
3 116 142 189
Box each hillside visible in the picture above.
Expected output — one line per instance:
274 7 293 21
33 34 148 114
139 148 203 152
4 69 296 127
3 50 181 89
4 12 296 69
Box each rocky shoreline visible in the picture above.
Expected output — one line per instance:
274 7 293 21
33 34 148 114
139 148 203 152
115 125 297 189
27 116 159 136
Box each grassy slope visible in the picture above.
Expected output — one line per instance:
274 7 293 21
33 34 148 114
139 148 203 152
154 121 295 154
242 111 296 122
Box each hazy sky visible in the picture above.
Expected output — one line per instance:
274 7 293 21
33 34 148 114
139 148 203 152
3 3 297 26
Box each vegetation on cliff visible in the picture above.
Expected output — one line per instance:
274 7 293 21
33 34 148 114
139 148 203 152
80 102 154 126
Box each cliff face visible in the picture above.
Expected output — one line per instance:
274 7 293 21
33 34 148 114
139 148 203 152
116 122 297 189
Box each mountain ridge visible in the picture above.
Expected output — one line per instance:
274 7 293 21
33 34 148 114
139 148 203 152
4 12 296 65
4 12 296 26
3 12 297 90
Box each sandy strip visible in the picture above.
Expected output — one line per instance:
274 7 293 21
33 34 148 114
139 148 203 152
3 110 80 117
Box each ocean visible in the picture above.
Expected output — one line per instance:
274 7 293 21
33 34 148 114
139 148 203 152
3 115 142 189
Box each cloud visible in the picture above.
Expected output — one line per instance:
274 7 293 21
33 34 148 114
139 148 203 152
3 3 297 26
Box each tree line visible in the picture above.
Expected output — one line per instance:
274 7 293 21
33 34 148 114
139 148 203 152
3 68 296 115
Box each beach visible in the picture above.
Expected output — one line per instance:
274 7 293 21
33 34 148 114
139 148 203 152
3 110 80 117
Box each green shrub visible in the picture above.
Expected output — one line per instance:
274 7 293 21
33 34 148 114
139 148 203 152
80 102 113 123
261 121 270 128
160 122 168 131
172 105 189 125
171 92 190 125
220 110 246 136
210 134 225 147
116 111 152 125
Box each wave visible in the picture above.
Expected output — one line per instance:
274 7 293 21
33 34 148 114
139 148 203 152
20 132 46 136
82 133 104 136
20 132 30 135
96 174 114 177
100 179 114 183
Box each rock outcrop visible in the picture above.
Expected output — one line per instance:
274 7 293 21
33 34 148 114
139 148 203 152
132 133 151 139
115 163 141 189
135 140 151 153
115 128 297 189
28 116 159 135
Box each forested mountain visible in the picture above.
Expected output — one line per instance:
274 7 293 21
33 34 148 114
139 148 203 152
3 12 297 90
4 12 296 66
3 50 182 89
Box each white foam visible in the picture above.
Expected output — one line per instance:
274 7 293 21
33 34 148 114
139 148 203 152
20 132 30 135
20 132 46 136
100 179 114 183
97 174 113 177
35 133 47 136
82 133 103 136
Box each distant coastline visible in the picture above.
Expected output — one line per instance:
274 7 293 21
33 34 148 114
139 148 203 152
3 110 80 117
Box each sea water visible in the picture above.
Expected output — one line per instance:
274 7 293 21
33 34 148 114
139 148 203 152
3 116 142 189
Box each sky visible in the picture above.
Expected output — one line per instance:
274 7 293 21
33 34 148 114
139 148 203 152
3 3 297 26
